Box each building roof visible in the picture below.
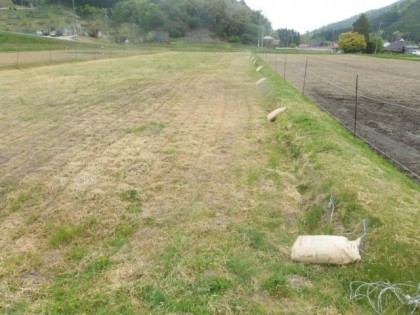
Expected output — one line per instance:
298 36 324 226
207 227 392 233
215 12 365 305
383 39 405 53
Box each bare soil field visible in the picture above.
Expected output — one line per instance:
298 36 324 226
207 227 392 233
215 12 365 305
263 54 420 178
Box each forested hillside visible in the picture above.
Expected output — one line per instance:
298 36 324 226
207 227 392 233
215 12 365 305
11 0 117 7
313 0 420 42
113 0 270 42
371 0 420 41
5 0 271 44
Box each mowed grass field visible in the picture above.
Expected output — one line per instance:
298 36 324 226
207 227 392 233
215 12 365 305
0 51 419 314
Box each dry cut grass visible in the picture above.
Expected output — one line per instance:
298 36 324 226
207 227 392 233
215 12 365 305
0 51 418 314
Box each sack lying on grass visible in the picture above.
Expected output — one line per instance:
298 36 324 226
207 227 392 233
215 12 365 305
267 107 287 122
256 78 267 86
291 235 362 265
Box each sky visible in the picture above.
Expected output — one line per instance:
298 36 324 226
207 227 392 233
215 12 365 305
244 0 399 33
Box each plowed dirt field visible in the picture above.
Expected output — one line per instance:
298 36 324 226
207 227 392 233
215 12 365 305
263 54 420 178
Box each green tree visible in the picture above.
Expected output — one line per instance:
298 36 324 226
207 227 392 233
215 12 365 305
276 28 300 47
338 32 367 53
76 4 98 17
113 0 164 32
353 14 370 41
366 34 384 54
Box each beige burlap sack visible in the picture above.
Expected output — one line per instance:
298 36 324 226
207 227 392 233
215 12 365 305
267 107 287 122
291 235 362 265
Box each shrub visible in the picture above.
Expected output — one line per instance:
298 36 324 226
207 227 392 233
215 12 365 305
338 32 367 53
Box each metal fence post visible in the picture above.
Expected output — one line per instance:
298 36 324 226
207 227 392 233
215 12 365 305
284 54 287 80
354 75 359 138
302 57 308 95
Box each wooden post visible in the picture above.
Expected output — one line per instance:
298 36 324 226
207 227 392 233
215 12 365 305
354 75 359 138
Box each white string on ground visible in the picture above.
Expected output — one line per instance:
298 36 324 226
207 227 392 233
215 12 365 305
328 195 336 223
350 281 420 314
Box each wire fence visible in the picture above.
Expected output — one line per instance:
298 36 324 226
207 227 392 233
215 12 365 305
260 52 420 181
0 46 162 69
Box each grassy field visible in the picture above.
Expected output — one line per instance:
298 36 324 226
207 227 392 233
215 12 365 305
0 51 418 314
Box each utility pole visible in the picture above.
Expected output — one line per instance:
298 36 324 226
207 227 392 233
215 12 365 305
374 22 383 54
258 10 261 48
72 0 77 36
105 12 109 38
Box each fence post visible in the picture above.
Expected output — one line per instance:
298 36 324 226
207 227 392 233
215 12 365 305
283 54 287 80
275 53 278 72
302 57 308 95
354 75 359 138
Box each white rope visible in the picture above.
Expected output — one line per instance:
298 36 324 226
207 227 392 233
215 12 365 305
328 195 336 223
350 281 420 314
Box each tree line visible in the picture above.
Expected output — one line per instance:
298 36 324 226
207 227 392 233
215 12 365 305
112 0 271 43
12 0 272 44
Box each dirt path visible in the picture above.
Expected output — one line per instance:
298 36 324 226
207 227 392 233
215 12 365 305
262 53 420 178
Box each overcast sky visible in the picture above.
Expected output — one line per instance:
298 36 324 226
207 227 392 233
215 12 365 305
244 0 399 33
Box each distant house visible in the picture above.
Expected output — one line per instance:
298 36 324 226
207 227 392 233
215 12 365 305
263 36 274 45
405 44 420 54
383 39 419 54
384 39 405 53
272 39 280 46
148 29 170 43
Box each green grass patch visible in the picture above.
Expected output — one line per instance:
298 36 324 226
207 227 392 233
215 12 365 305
48 223 84 247
106 220 137 249
84 256 111 277
10 192 30 212
66 246 86 262
226 258 254 280
119 189 143 213
125 121 165 134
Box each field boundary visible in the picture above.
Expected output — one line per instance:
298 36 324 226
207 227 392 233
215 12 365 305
261 53 420 181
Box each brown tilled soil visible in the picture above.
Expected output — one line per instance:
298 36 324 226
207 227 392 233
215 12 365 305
263 54 420 178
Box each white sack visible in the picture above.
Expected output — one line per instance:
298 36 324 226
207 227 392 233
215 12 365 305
267 107 287 122
291 235 362 265
256 78 267 86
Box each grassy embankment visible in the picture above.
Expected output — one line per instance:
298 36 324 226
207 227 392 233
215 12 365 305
0 31 72 51
0 51 418 314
